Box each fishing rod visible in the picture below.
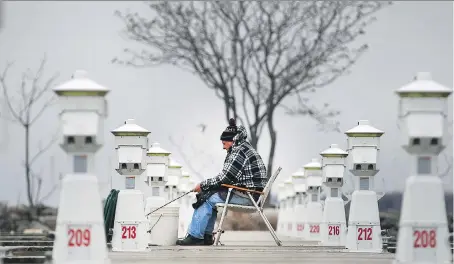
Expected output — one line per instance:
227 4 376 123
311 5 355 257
145 190 194 217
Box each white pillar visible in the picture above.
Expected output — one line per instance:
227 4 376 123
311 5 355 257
166 158 182 202
320 144 348 247
177 170 192 237
282 178 295 237
302 159 323 242
110 119 150 252
275 182 286 236
145 142 180 246
291 168 307 238
345 120 384 252
52 70 110 264
293 191 307 239
185 177 197 233
394 72 452 263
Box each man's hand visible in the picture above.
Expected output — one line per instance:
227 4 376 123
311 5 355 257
193 183 201 193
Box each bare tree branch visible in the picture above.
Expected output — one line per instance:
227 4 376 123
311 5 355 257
439 120 453 178
114 1 390 179
33 173 43 204
280 93 341 132
0 62 25 125
37 180 60 204
168 134 215 182
0 57 58 218
439 152 452 178
29 132 58 166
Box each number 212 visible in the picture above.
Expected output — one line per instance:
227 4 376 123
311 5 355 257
357 227 372 241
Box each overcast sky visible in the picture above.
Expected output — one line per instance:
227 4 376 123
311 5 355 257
0 1 452 207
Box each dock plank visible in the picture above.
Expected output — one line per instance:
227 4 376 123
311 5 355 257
109 231 394 264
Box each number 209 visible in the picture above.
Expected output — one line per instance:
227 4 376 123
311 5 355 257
68 229 91 247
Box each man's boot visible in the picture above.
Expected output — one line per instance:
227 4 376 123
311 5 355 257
176 234 205 246
204 234 214 245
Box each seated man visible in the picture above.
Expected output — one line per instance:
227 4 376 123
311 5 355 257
176 118 267 246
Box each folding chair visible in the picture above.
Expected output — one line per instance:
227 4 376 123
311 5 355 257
213 167 283 246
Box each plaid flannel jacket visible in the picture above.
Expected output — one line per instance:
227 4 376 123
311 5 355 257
200 125 267 192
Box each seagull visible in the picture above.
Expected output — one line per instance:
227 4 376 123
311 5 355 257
197 124 207 133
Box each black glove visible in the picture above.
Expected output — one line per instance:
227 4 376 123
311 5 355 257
192 193 204 209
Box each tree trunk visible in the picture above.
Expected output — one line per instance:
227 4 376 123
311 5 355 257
266 112 277 181
248 125 259 151
24 124 35 219
263 109 277 208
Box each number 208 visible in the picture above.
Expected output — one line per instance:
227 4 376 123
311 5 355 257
413 229 436 248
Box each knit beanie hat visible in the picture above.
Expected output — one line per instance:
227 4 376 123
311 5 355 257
220 118 237 141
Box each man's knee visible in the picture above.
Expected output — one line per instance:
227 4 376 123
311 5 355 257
206 192 223 207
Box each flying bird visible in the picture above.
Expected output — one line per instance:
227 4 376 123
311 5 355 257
197 123 207 133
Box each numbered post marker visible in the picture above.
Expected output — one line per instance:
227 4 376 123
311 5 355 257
121 224 138 240
343 121 384 252
52 73 111 262
310 224 320 234
357 227 373 241
328 225 340 236
412 227 437 261
355 225 374 250
67 224 92 260
112 191 151 251
114 222 141 251
357 226 373 241
321 222 346 246
296 223 304 232
394 73 452 263
413 228 437 248
327 224 341 242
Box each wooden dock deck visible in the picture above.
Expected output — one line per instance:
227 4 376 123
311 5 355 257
1 231 394 263
109 231 394 264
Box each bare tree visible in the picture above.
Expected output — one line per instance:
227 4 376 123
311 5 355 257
0 0 3 31
168 125 217 182
114 1 390 178
0 58 58 220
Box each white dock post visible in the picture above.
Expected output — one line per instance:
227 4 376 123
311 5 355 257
320 144 348 247
394 72 452 263
166 158 182 202
291 168 307 238
177 170 192 237
110 119 150 252
345 120 384 252
51 70 110 264
276 182 287 236
302 159 323 243
144 142 180 245
283 178 295 237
